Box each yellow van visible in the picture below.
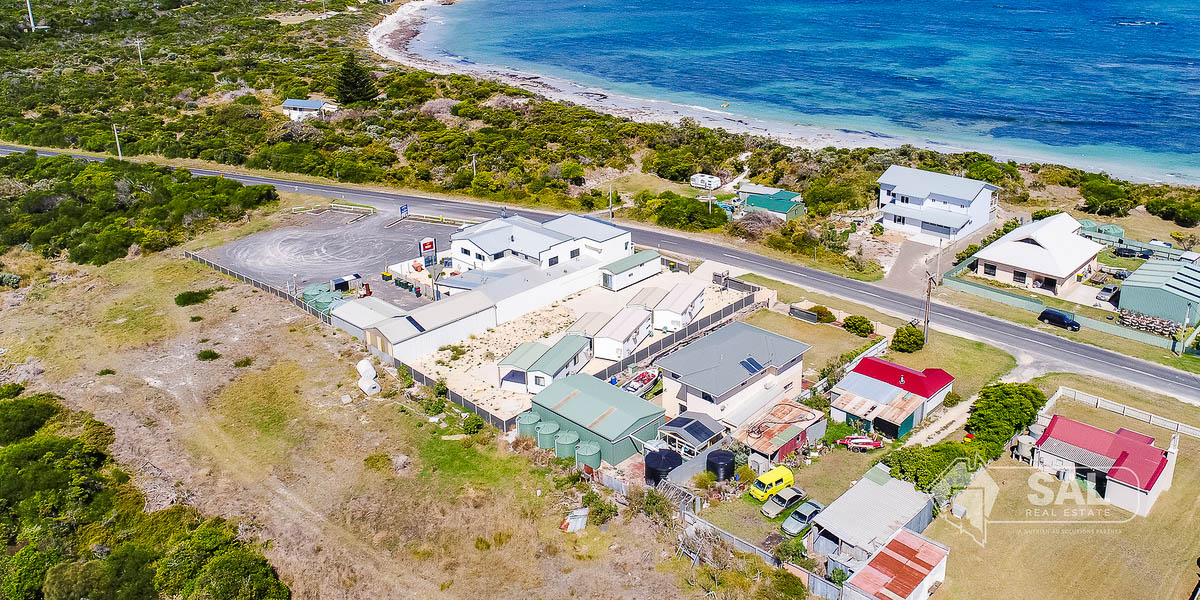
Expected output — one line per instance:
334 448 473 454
749 466 794 502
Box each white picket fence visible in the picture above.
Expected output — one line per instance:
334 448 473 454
1043 386 1200 439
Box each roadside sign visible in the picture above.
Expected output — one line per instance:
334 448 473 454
420 237 436 254
424 255 434 268
400 204 409 219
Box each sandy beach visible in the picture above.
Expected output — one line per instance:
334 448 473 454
367 1 1191 182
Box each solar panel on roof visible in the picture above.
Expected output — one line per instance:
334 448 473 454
746 357 765 371
666 417 694 431
683 421 717 443
739 360 760 375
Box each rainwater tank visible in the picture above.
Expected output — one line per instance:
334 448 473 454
706 450 736 481
1015 435 1037 462
535 422 559 449
516 412 541 438
644 449 683 486
555 431 580 459
576 442 601 469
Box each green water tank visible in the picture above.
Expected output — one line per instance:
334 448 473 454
1077 219 1098 233
554 431 579 459
535 422 559 449
516 412 541 438
1098 224 1125 237
575 441 601 469
302 284 326 302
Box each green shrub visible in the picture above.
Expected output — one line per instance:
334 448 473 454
890 325 925 353
421 394 446 416
174 287 227 307
364 452 392 472
734 465 757 484
692 471 717 490
758 569 810 600
0 382 25 399
811 305 835 323
233 357 253 368
0 273 20 288
581 490 618 525
943 391 963 408
773 535 817 570
190 546 290 600
196 349 221 361
842 315 874 337
870 223 884 236
1031 209 1063 221
462 413 485 435
829 568 849 585
96 369 115 376
821 421 859 446
0 394 60 444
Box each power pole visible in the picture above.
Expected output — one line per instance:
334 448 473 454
25 0 35 30
924 272 934 340
468 153 478 178
608 184 613 220
112 123 123 159
135 39 144 66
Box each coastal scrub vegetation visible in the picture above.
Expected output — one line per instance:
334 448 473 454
0 391 289 599
0 152 277 265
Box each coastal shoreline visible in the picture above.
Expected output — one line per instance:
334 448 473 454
367 0 1189 184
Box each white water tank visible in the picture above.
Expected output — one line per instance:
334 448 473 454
1015 435 1036 462
356 359 377 380
357 377 381 396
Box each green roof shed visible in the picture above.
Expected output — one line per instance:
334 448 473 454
531 374 666 465
1117 259 1200 325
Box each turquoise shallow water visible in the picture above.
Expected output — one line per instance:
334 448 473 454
414 0 1200 181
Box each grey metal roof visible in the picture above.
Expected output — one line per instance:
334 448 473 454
811 464 932 552
877 165 998 202
653 321 811 397
1037 438 1116 472
594 307 651 341
331 297 406 328
452 215 573 257
541 214 627 242
566 312 611 338
476 258 600 304
834 371 904 405
282 98 329 109
655 282 706 314
629 287 668 309
881 201 971 229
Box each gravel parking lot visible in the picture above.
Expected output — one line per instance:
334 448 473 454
204 212 456 308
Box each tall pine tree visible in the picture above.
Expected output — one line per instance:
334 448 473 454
335 53 376 105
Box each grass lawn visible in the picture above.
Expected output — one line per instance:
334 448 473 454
740 274 906 327
791 447 883 505
609 173 698 197
958 273 1114 321
1065 207 1199 245
743 309 869 374
884 333 1016 400
1096 248 1146 271
939 288 1200 375
1031 372 1200 428
926 400 1200 600
702 490 793 548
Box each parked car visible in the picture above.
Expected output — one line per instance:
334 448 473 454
1113 247 1153 259
761 486 806 519
781 500 825 536
836 436 884 451
1111 269 1132 280
749 465 795 502
1038 308 1081 331
1096 284 1120 302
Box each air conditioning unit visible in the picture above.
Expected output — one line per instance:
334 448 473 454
763 379 776 390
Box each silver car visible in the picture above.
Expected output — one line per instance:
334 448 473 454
1095 284 1119 302
760 486 806 519
781 500 825 536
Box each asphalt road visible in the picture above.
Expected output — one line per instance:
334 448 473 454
5 144 1200 401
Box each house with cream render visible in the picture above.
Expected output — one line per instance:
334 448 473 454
972 213 1103 296
876 165 999 240
449 214 631 272
653 322 810 430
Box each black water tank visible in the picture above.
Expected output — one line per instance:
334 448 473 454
706 450 736 481
644 449 683 486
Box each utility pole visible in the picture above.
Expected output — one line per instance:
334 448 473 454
112 123 123 159
25 0 35 31
935 237 943 284
608 184 613 220
468 153 478 178
923 272 935 340
135 39 144 66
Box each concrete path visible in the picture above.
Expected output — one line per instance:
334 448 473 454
905 402 973 447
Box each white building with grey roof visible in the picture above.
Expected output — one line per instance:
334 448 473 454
876 165 999 241
450 214 631 272
653 321 811 429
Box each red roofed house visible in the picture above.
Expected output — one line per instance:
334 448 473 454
829 357 955 439
842 528 949 600
1033 414 1179 517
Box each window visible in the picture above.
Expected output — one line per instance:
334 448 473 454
701 392 713 402
570 248 580 259
625 242 630 250
1013 270 1027 284
533 376 545 386
492 252 503 260
679 403 688 414
886 189 894 197
893 215 906 225
900 196 910 204
783 382 793 391
460 247 470 256
548 256 559 266
475 253 484 260
983 263 997 276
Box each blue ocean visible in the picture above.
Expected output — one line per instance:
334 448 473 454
415 0 1200 181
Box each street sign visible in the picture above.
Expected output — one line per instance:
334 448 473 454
423 255 435 268
400 204 409 219
420 237 436 254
